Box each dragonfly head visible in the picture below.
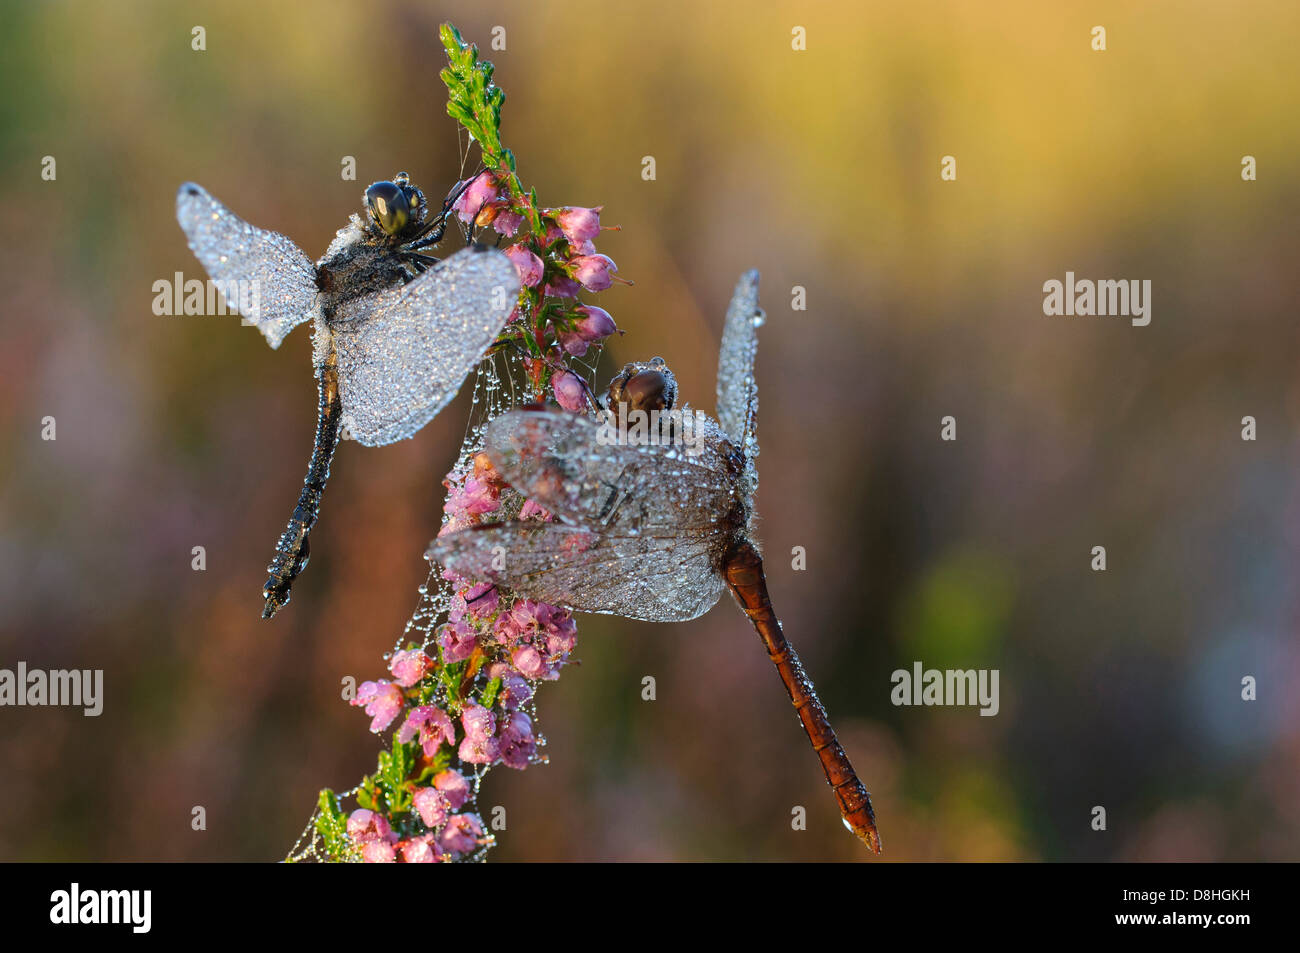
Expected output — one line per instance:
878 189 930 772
363 172 427 239
603 357 677 422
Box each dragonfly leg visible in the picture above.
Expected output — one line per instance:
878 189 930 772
723 539 882 853
405 168 487 252
262 354 343 619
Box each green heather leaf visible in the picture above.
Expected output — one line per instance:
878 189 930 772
412 748 453 786
480 675 503 710
355 783 376 812
314 789 351 859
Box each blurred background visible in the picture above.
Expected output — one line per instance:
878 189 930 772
1 0 1298 861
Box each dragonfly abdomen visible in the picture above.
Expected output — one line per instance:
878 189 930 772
263 355 343 619
723 539 882 853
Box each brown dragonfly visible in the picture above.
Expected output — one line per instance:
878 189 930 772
428 271 881 853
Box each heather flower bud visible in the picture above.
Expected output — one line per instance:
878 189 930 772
552 206 602 243
504 243 544 288
555 304 619 356
498 710 537 769
552 369 587 412
413 786 450 828
452 172 501 223
438 814 485 856
434 769 471 810
348 809 398 862
398 833 442 863
493 208 524 237
437 619 477 663
571 253 618 292
389 648 433 687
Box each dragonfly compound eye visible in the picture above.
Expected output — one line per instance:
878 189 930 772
364 181 411 236
625 369 675 412
606 361 678 416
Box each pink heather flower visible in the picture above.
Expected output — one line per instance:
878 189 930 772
352 680 404 733
541 601 575 631
438 619 477 663
544 275 581 298
438 813 486 856
507 599 570 643
574 239 597 255
413 786 449 829
560 530 595 554
434 769 471 811
498 710 537 770
361 841 397 863
459 733 500 765
504 243 544 287
546 625 577 660
506 599 543 635
464 582 500 619
487 662 535 710
461 702 496 743
555 304 619 357
453 173 500 224
389 648 433 687
519 499 553 521
347 809 395 843
459 703 500 764
348 809 398 861
571 253 618 292
553 370 586 412
493 611 522 645
398 833 443 863
553 206 603 243
511 643 546 680
444 475 500 521
398 705 456 758
493 208 523 237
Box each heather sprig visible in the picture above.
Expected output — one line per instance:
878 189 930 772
288 24 616 863
440 22 624 407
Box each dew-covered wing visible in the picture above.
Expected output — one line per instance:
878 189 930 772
332 246 519 447
483 409 738 534
427 522 724 622
715 269 762 459
175 182 319 349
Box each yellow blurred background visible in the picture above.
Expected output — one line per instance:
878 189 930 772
0 0 1298 860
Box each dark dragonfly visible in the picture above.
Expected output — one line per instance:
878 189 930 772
429 272 882 852
176 172 519 618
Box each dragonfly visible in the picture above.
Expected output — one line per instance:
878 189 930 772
428 271 882 853
176 172 520 618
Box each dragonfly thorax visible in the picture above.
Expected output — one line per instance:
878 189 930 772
315 224 419 316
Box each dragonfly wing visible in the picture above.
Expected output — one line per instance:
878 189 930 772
332 245 520 447
484 409 738 533
175 183 319 349
715 269 762 460
427 522 725 622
